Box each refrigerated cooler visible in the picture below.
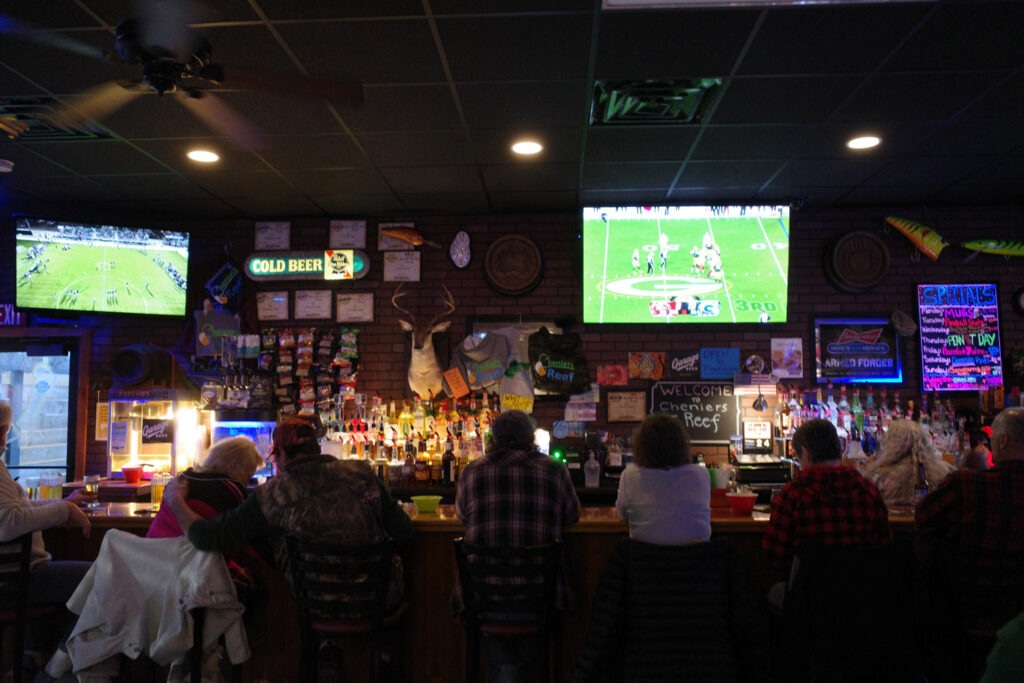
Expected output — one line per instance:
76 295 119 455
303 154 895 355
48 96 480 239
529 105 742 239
210 410 276 478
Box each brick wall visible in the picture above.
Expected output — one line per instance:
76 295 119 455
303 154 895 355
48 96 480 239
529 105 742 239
4 205 1023 474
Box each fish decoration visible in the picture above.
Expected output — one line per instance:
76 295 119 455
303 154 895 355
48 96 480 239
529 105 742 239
961 239 1024 257
380 226 442 249
885 216 949 261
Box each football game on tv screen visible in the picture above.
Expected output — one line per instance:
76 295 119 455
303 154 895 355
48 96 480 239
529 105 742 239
14 216 190 317
581 205 790 324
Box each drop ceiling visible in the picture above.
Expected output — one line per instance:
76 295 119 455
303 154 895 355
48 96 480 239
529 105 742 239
0 0 1021 221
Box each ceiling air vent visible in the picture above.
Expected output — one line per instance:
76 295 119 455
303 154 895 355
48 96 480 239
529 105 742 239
591 78 722 126
0 97 112 141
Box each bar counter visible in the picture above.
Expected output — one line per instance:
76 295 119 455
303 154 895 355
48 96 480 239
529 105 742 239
43 503 914 683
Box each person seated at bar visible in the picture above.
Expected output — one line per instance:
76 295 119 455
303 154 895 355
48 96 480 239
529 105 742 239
763 418 890 604
0 400 95 681
454 409 580 683
163 418 412 605
863 419 955 507
961 425 993 471
615 412 710 545
916 407 1024 634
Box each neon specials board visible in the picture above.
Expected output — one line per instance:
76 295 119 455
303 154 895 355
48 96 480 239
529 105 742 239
918 283 1003 391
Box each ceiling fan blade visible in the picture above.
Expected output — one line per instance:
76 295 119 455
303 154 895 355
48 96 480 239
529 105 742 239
176 89 266 150
209 64 364 104
134 0 212 63
0 14 121 63
53 80 145 128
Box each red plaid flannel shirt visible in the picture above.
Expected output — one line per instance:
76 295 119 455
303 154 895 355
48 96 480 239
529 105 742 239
915 460 1024 620
763 465 891 574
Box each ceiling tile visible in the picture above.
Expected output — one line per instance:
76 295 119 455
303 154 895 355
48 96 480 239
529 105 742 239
16 140 170 174
959 72 1024 121
2 2 108 27
132 139 266 172
380 165 484 194
770 158 888 188
279 169 394 195
667 186 764 204
344 85 461 132
481 163 578 192
431 0 593 12
738 5 931 76
254 0 424 20
712 76 861 125
95 173 210 201
138 198 241 219
863 156 992 188
838 185 940 206
585 127 698 163
580 189 674 207
676 160 786 188
190 170 302 198
918 120 1024 157
309 193 407 215
231 195 324 218
490 191 578 211
4 175 121 201
402 193 491 213
582 162 681 190
884 2 1024 71
595 10 761 79
438 15 592 81
692 125 806 161
834 72 1006 123
356 130 474 166
276 19 444 84
472 128 581 164
760 187 848 206
458 81 588 129
255 135 365 170
0 146 79 175
956 155 1024 185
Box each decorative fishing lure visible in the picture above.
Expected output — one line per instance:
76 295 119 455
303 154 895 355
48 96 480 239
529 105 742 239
380 226 441 248
885 216 949 261
961 239 1024 257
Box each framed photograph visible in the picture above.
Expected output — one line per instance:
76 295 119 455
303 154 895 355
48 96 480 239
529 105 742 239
254 221 291 250
378 222 416 251
336 292 375 323
607 391 646 422
771 337 804 378
256 290 289 321
294 290 332 320
383 251 421 281
330 219 366 249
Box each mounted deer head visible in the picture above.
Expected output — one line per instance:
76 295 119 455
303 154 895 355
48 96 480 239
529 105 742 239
391 283 455 398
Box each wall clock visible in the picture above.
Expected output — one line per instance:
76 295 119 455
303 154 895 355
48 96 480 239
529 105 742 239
1013 286 1024 317
450 230 471 269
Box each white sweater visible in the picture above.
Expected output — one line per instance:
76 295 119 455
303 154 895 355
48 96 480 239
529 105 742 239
0 460 68 569
615 463 712 545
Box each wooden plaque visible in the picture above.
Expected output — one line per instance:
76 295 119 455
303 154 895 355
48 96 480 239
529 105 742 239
484 234 543 296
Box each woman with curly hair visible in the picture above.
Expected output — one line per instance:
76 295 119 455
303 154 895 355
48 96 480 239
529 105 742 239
615 412 711 545
864 419 955 507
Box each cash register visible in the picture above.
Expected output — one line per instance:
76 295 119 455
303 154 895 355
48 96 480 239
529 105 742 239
732 420 792 497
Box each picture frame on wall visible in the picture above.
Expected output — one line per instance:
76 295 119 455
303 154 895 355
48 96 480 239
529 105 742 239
254 221 291 250
330 219 366 249
336 292 375 322
256 291 289 321
607 391 646 422
383 251 421 281
293 290 332 320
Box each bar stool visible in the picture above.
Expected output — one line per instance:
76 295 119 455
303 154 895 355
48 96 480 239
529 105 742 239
453 538 562 683
286 536 408 683
0 534 64 683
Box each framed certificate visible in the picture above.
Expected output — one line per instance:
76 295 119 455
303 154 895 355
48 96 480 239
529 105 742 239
607 391 646 422
294 290 332 320
330 220 366 249
336 293 375 322
256 290 289 321
383 251 421 282
254 221 291 250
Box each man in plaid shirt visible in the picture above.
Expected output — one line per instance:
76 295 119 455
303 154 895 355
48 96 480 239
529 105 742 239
916 407 1024 629
763 418 891 579
455 410 580 683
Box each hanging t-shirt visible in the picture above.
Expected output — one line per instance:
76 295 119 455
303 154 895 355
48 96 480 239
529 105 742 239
528 327 590 394
445 332 510 393
489 326 535 413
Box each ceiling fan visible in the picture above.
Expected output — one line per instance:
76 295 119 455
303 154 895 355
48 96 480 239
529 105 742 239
0 1 364 150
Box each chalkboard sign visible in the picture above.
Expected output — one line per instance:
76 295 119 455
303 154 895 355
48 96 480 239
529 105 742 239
918 283 1003 391
650 381 739 444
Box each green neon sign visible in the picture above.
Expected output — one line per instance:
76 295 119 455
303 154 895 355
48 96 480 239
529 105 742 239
243 250 369 281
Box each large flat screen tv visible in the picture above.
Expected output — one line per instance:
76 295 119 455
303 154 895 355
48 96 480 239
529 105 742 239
14 216 190 317
582 205 790 323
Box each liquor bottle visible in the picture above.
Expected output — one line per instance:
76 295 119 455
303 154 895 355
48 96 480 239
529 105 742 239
441 437 456 487
398 401 414 439
864 389 876 436
914 458 929 501
813 386 824 420
412 396 426 434
892 391 902 423
424 391 436 434
878 388 890 432
779 387 792 436
930 390 941 426
788 386 801 433
825 382 839 427
851 389 865 437
838 384 851 435
774 386 785 437
584 451 601 488
919 394 930 428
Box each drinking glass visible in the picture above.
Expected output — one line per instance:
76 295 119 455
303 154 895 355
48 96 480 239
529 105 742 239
150 472 171 510
40 472 63 499
84 474 101 508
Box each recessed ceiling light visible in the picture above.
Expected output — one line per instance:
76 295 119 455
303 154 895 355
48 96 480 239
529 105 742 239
511 140 543 155
187 149 220 163
847 136 881 150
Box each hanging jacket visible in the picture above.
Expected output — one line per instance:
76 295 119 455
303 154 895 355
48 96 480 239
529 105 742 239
528 327 591 394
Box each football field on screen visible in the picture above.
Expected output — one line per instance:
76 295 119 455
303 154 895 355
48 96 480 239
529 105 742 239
582 214 789 323
15 241 187 315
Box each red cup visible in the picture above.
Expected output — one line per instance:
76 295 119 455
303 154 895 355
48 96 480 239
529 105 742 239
726 492 758 516
121 466 143 484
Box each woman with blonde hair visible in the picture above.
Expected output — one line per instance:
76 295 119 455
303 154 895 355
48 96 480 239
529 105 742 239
864 419 954 507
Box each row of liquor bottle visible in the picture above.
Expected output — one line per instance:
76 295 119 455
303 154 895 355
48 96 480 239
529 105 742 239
773 384 966 456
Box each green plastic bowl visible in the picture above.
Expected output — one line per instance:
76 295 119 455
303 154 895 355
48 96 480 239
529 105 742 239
411 495 442 514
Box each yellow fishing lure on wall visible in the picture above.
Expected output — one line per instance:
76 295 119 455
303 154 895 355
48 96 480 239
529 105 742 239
885 216 949 261
962 239 1024 257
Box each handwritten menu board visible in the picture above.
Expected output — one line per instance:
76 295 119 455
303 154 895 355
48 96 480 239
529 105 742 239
918 284 1003 391
649 381 739 444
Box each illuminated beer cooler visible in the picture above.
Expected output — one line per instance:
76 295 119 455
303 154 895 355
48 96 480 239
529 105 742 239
107 389 208 478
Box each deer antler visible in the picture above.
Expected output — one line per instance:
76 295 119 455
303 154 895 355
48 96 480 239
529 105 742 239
391 283 414 321
429 285 456 328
